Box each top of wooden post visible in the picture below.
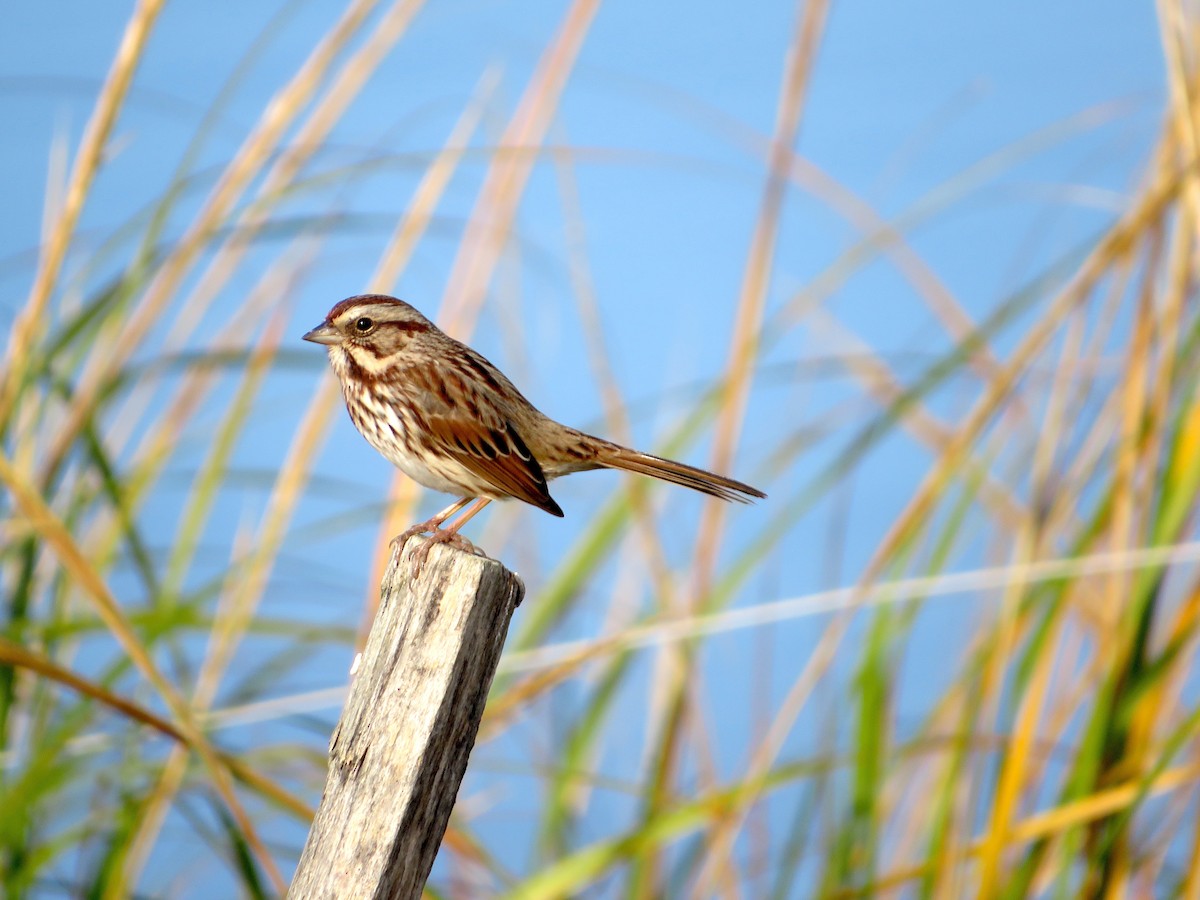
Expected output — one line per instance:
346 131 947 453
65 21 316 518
289 537 524 900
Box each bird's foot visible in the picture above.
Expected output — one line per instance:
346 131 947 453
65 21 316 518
389 518 441 553
392 523 485 577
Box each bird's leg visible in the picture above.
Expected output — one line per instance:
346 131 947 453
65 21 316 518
418 497 492 555
441 497 492 537
399 497 494 576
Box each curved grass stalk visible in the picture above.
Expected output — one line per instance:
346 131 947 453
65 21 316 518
0 452 287 893
39 0 385 481
0 0 165 431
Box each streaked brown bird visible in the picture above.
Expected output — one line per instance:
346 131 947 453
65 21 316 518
303 294 765 561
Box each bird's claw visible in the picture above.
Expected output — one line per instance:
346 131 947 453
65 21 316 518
391 524 485 577
389 520 436 553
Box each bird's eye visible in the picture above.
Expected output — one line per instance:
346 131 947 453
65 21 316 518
355 317 374 333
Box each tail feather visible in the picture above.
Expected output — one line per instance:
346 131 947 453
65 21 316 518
599 444 765 504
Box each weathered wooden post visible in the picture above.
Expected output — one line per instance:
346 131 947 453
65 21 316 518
288 537 524 900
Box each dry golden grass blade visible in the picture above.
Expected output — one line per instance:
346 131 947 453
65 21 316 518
551 125 714 839
41 0 382 480
876 149 1175 595
957 309 1084 896
437 0 601 332
65 255 313 646
786 153 1008 386
1169 375 1200 498
976 582 1063 896
101 0 423 481
1109 230 1158 598
124 349 340 886
0 0 165 429
658 95 1130 412
978 238 1151 893
197 353 339 706
548 133 705 852
852 761 1200 897
686 2 830 892
117 311 289 890
1158 0 1200 220
808 308 1024 528
550 132 678 608
1019 116 1193 889
1150 577 1200 896
690 0 830 597
161 0 427 343
1144 194 1191 518
0 452 287 893
0 637 311 824
1184 782 1200 893
370 69 502 293
481 642 619 738
695 125 1186 893
114 252 311 530
1035 260 1140 546
0 451 187 720
0 637 185 744
1096 209 1181 889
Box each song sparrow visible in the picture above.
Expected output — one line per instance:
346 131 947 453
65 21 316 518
304 294 765 564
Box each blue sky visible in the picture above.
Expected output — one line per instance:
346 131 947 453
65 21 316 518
0 0 1170 892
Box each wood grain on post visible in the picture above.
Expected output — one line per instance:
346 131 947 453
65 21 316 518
289 538 524 900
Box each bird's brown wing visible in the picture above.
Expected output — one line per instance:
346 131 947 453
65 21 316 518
406 358 564 517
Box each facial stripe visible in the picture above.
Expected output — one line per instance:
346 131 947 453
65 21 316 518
378 320 428 336
344 343 402 374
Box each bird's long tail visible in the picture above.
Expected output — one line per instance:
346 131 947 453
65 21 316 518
593 441 765 503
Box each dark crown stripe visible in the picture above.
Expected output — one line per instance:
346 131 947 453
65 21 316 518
381 320 428 336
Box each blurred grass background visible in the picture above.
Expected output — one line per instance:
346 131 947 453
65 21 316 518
2 0 1199 896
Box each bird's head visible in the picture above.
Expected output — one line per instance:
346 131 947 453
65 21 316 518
303 294 436 374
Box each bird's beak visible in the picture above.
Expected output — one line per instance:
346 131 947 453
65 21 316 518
302 323 341 346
